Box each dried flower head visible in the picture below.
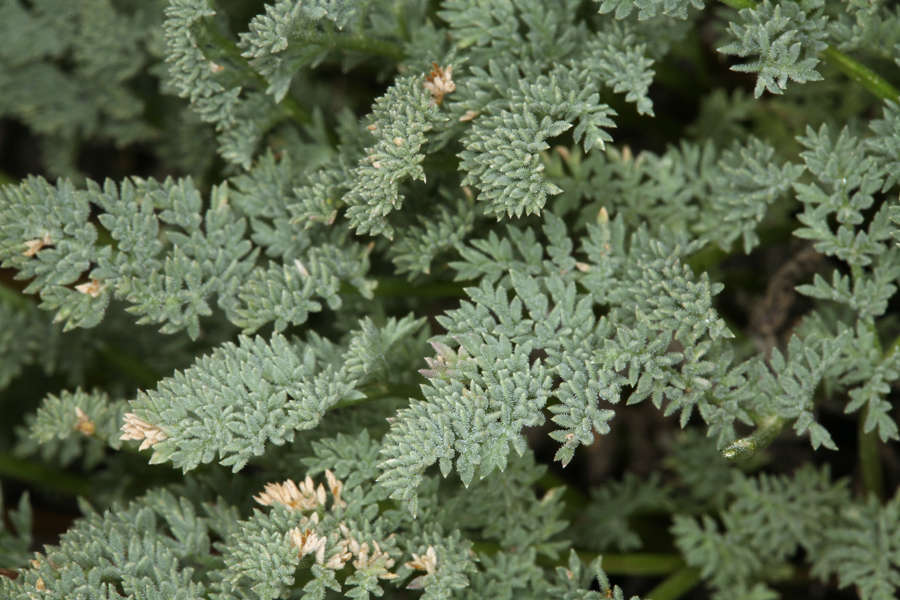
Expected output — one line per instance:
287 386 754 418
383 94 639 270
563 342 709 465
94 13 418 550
325 540 353 570
73 407 95 436
325 469 347 509
120 414 167 451
405 545 438 590
75 279 105 298
352 540 398 579
289 526 327 564
424 63 455 106
405 545 437 574
22 233 52 257
254 476 325 511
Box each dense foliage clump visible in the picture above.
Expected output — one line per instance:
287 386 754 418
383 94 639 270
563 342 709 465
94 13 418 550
1 1 899 599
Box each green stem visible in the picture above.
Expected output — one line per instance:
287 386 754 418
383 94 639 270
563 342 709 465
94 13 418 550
859 404 885 501
644 567 703 600
722 413 785 462
717 0 900 104
0 282 32 311
0 452 92 497
820 46 900 104
289 25 406 62
192 18 312 125
883 330 900 360
96 343 162 389
1 283 162 388
585 553 686 576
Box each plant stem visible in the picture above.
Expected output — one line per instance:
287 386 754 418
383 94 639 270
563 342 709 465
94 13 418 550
0 282 162 388
96 343 162 389
192 18 312 125
587 553 686 576
820 46 900 104
722 413 785 462
0 452 92 497
289 25 406 62
644 567 703 600
0 282 32 311
716 0 900 104
859 404 885 501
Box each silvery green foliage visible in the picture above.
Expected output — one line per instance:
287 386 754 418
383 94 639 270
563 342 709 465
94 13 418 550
344 76 445 239
458 64 616 218
703 137 807 253
719 0 830 97
746 332 850 450
0 173 372 339
1 0 900 599
131 316 421 472
548 550 642 600
813 491 900 600
869 101 900 190
25 388 127 468
0 0 164 179
593 0 705 21
573 473 674 552
829 0 900 58
582 21 656 116
673 465 850 597
0 482 32 568
0 300 60 389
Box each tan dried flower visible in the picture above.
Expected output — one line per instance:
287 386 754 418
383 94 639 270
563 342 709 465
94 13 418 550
325 469 347 509
289 526 327 564
325 538 353 569
459 110 479 122
75 279 105 298
254 476 325 512
424 63 455 106
404 545 437 590
405 545 437 574
22 233 52 257
120 414 167 451
73 407 95 436
352 540 398 579
299 475 327 506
